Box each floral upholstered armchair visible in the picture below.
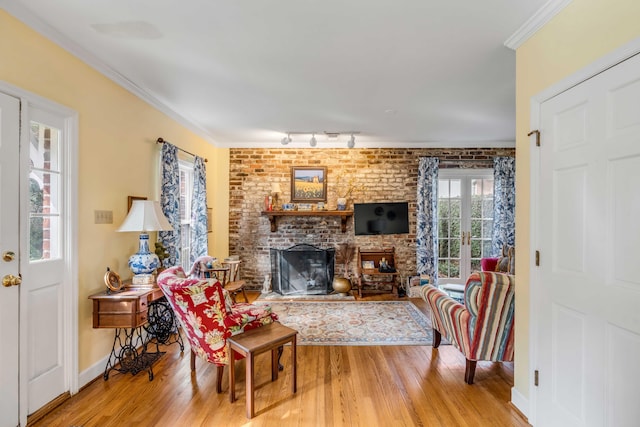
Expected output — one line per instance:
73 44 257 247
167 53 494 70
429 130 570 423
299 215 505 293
420 271 515 384
157 266 278 392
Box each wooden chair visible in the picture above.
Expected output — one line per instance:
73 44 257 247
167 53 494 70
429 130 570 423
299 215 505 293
191 256 247 304
222 259 248 303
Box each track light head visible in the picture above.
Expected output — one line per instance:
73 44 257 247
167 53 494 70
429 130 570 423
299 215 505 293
280 131 358 146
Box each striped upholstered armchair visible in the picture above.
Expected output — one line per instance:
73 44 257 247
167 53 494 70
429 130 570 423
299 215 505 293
420 271 515 384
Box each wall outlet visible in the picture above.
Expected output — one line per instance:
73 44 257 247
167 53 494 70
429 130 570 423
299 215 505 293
94 210 113 224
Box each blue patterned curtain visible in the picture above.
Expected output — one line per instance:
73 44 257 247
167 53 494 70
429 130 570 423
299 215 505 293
159 142 181 267
189 156 208 263
416 157 439 283
492 157 516 255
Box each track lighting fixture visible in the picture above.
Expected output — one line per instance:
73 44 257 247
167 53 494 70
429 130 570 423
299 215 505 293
347 134 355 149
281 133 291 145
280 131 359 147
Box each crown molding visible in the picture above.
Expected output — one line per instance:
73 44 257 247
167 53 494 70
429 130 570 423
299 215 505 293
217 140 516 149
504 0 573 50
1 1 220 146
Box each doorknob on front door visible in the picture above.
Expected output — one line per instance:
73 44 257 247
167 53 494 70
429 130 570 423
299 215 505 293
2 251 16 262
2 274 21 287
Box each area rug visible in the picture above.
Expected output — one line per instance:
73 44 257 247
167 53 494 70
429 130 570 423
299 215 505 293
254 301 433 346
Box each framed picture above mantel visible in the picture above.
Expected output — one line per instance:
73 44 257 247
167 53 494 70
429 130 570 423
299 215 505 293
290 166 327 203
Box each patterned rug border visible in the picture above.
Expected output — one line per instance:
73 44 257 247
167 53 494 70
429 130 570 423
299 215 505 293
256 292 356 301
255 300 433 346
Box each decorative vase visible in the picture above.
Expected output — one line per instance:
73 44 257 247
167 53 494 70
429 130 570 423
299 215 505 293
128 233 161 275
337 197 347 211
332 277 352 295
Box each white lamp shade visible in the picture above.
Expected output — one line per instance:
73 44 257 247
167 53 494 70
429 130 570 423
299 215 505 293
271 183 282 194
118 200 172 275
118 200 173 232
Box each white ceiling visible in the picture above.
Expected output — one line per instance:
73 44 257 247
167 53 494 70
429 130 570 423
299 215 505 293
4 0 558 148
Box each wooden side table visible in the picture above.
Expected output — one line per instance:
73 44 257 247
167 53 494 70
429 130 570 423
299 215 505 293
228 322 297 418
88 286 183 381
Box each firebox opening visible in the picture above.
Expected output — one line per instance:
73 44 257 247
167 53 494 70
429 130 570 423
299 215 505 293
270 244 336 295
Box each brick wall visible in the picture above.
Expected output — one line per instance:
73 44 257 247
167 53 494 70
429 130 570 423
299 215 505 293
229 147 515 291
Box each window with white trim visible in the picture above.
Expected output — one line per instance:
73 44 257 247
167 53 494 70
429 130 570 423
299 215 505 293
179 160 194 272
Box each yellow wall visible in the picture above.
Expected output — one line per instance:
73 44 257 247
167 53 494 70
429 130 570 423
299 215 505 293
0 10 229 372
514 0 640 400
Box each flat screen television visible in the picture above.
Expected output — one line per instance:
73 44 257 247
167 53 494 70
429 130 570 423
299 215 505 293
354 202 410 235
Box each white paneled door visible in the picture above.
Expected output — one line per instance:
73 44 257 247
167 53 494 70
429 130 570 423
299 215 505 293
24 107 70 414
535 52 640 426
0 92 21 427
0 87 75 426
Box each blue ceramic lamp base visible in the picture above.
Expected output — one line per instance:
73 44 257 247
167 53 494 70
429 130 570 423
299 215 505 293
128 233 161 276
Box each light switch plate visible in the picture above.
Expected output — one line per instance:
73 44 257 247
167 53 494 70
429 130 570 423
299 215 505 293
94 210 113 224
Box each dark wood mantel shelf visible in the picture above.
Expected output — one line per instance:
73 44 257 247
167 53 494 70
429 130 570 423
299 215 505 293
261 210 353 233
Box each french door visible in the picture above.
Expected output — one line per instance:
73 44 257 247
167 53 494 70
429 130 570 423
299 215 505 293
437 170 494 284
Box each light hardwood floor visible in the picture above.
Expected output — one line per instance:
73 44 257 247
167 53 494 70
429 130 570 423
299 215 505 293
32 294 529 427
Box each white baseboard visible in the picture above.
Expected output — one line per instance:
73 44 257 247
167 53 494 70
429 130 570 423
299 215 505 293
511 386 529 419
78 354 109 389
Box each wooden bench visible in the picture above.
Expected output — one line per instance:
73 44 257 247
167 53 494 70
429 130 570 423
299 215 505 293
356 247 399 297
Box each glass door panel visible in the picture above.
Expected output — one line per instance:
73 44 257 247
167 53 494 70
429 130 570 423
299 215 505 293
29 121 62 261
437 179 462 280
470 177 494 275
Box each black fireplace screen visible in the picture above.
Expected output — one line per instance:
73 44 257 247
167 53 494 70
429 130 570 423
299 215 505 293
270 244 335 295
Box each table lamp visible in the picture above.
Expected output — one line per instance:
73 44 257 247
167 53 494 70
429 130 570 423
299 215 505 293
117 200 173 280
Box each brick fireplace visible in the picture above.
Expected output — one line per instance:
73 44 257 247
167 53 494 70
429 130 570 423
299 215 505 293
228 147 515 291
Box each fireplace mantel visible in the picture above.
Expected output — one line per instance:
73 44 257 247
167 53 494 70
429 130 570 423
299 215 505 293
261 210 353 233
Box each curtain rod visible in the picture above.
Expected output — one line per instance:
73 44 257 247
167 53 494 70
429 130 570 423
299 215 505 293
156 137 208 162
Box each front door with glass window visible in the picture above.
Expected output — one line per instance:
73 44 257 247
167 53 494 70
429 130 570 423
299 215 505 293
437 170 494 284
